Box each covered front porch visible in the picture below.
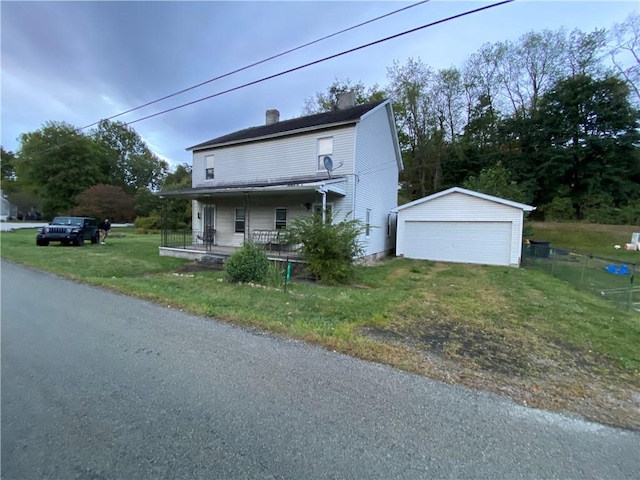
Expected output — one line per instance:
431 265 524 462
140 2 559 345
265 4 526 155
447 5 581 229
158 176 348 262
158 232 304 262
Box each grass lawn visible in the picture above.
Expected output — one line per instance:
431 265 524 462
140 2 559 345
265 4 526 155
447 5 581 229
530 221 640 261
1 225 639 430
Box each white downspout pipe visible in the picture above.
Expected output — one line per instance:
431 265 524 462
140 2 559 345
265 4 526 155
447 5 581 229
316 185 327 223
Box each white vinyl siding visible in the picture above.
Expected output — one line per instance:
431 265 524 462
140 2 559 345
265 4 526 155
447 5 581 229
354 103 401 257
191 127 354 187
395 192 526 267
317 137 333 171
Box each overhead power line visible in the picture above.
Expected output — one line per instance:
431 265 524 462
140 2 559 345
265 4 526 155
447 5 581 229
125 0 514 126
24 0 513 157
27 0 432 157
79 0 431 130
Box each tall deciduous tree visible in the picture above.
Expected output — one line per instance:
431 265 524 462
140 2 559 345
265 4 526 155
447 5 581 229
610 12 640 104
532 74 640 215
92 120 169 194
71 184 135 222
17 121 110 218
387 58 442 197
301 78 384 115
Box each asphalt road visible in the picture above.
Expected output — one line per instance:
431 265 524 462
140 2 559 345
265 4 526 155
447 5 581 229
1 261 639 479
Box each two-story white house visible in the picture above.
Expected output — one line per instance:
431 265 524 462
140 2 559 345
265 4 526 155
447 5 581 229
160 94 403 260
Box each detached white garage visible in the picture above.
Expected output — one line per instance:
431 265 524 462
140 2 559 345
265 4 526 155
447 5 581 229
392 187 535 267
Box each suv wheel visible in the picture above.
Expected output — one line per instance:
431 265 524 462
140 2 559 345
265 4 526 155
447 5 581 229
37 239 49 247
91 232 100 244
74 236 84 247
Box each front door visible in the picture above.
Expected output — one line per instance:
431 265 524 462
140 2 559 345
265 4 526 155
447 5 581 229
202 203 215 247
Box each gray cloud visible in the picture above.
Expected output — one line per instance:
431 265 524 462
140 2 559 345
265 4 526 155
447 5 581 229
2 1 636 166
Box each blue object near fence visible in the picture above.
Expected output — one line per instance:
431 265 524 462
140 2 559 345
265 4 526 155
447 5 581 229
604 264 630 275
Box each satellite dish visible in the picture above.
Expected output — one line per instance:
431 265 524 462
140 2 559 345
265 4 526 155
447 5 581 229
323 156 334 179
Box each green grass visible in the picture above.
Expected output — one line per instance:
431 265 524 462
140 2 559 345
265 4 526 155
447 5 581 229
2 223 639 428
2 225 637 370
528 223 640 309
530 221 640 262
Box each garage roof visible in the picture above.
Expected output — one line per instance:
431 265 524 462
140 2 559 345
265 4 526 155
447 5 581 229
392 187 535 212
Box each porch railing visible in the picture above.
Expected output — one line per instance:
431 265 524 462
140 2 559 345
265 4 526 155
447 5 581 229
162 229 215 250
161 228 300 256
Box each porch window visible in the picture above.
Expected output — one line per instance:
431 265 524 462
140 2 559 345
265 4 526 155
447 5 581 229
234 208 245 234
275 208 287 230
205 155 215 180
314 203 333 218
317 137 333 171
366 209 371 237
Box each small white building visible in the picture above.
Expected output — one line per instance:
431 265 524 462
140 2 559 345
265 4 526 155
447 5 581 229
0 189 17 221
392 187 535 267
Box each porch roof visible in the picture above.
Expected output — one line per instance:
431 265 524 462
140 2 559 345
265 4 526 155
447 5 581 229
158 176 347 198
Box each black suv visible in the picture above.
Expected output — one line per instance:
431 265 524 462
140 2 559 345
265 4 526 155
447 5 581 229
36 216 100 246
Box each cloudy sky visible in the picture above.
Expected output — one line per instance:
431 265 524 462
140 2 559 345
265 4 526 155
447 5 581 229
1 0 637 168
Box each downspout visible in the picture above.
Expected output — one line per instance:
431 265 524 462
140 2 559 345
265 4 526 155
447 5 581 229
244 193 250 244
316 184 327 223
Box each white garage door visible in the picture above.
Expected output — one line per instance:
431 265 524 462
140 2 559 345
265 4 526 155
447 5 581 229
404 221 512 266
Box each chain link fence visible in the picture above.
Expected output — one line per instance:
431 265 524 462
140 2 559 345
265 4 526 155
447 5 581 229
523 242 639 312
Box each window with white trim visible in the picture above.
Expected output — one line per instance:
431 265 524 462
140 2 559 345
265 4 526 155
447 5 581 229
205 155 215 180
313 203 333 216
317 137 333 171
234 208 245 234
275 208 287 230
365 209 371 237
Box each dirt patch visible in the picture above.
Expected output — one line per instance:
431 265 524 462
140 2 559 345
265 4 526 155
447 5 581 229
359 322 640 430
175 259 225 273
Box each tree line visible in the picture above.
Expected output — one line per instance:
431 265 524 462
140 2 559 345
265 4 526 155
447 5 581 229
305 13 640 224
1 120 191 224
1 13 638 225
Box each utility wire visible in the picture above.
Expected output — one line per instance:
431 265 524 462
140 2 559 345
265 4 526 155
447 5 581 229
26 0 432 157
126 0 514 126
79 0 431 130
24 0 513 157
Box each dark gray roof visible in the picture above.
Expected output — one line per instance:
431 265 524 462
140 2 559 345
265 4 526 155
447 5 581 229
187 100 387 151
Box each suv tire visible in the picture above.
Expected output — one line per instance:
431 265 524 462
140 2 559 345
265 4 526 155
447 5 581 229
37 239 49 246
75 236 84 247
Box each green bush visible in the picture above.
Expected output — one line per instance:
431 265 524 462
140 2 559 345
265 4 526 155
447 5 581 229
620 201 640 225
542 197 575 221
224 242 270 284
284 211 365 285
135 214 162 233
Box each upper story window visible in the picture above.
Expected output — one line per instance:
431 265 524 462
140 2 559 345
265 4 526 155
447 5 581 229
275 208 287 230
317 137 333 171
205 155 215 180
234 208 245 234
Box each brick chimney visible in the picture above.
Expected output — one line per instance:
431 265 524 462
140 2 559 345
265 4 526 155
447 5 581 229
265 109 280 125
337 91 355 110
